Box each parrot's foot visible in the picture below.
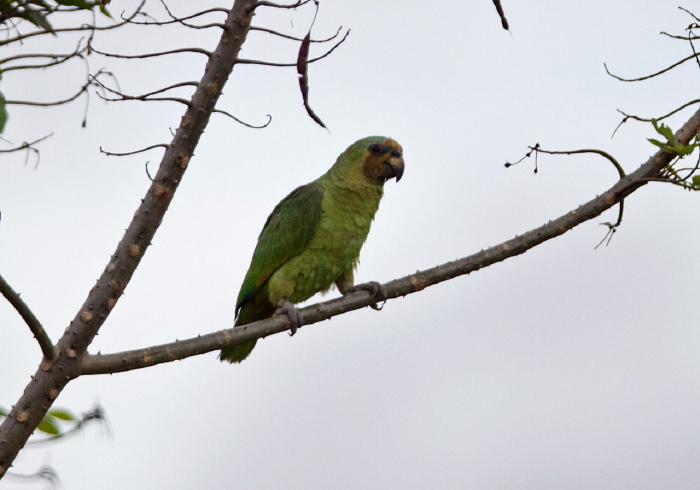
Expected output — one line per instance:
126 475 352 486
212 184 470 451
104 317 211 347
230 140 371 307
275 300 303 336
345 281 387 311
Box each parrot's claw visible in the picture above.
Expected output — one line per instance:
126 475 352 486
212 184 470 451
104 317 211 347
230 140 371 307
346 281 387 311
275 300 303 336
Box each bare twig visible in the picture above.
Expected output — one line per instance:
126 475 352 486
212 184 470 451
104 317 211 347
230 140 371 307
5 79 94 107
529 147 626 179
153 1 227 29
251 25 342 43
212 109 272 128
4 465 60 489
612 101 700 138
604 51 699 82
250 0 311 12
0 134 52 155
88 44 212 60
0 273 55 360
100 143 169 157
237 28 350 67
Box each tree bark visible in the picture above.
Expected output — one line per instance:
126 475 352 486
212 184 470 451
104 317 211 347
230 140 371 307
0 0 258 477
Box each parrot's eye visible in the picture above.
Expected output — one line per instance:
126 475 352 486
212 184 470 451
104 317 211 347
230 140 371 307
368 143 383 155
391 150 402 158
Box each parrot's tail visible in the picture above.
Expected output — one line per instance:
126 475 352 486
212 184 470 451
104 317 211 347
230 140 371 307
219 339 257 364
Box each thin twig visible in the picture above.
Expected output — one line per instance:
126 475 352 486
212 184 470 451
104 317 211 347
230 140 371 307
0 0 147 47
0 273 55 360
100 143 169 157
152 1 227 29
5 77 96 107
0 134 52 154
88 44 212 60
604 51 700 82
212 109 272 128
612 101 700 138
530 147 625 178
250 0 311 12
250 25 342 43
237 28 350 66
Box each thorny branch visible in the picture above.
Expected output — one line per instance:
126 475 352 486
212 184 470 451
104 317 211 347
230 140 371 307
0 0 262 476
80 107 700 375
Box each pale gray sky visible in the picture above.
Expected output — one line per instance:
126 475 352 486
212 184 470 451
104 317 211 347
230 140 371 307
2 1 700 488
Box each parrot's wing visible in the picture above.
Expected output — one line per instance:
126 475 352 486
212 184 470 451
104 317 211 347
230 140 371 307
236 182 324 314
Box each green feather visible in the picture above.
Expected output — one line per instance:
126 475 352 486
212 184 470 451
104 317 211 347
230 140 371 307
220 136 402 363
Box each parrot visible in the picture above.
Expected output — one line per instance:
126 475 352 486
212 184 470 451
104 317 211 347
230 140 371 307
219 136 405 363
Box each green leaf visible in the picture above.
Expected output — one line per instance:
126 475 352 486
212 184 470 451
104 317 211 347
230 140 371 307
0 92 8 134
48 409 76 421
99 5 112 18
0 406 8 418
36 416 60 435
674 145 696 156
17 9 54 32
55 0 97 10
651 118 675 144
647 138 667 150
691 175 700 187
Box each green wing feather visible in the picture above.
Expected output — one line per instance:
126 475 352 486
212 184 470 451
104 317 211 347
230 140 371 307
220 183 324 364
236 182 324 315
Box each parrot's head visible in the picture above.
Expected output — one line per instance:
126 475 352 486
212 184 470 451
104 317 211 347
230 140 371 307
333 136 405 187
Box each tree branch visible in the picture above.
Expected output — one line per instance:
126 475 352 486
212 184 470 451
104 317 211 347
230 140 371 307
0 273 55 360
604 51 700 82
0 0 147 47
79 107 700 376
0 0 260 477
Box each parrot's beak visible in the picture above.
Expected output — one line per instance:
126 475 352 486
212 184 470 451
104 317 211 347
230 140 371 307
384 154 405 183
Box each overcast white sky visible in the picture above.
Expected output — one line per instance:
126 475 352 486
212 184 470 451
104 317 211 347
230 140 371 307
2 1 700 488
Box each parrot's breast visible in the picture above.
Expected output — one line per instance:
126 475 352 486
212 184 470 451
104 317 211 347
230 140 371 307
266 183 382 305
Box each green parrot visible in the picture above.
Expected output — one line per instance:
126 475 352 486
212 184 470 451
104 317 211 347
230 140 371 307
220 136 405 363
